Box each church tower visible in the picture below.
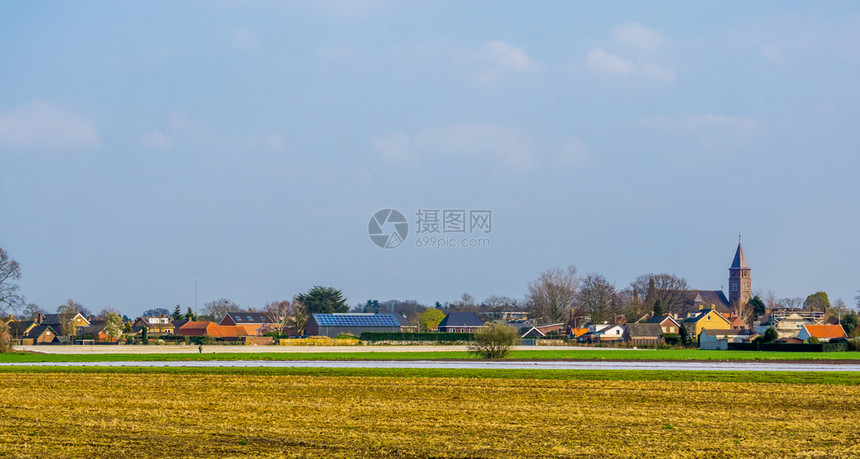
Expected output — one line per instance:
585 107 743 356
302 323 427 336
728 242 751 311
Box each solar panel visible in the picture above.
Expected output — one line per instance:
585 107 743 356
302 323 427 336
313 314 400 327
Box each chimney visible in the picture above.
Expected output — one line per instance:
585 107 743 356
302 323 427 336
37 313 43 324
698 304 704 311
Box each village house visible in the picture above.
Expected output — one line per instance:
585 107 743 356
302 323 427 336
579 323 625 343
437 312 485 333
80 321 120 343
219 312 275 336
38 313 90 336
132 316 175 335
641 314 681 335
623 323 664 345
683 308 733 338
796 324 848 343
698 329 755 350
177 321 247 338
305 313 403 338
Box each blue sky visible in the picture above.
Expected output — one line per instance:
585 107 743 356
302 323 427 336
2 1 859 316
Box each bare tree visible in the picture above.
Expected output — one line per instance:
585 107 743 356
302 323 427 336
616 287 646 323
57 299 81 337
263 300 291 324
201 298 238 322
0 248 25 315
482 295 523 317
830 298 850 322
450 293 478 312
764 290 780 309
22 303 48 321
528 266 578 324
574 274 618 324
778 297 804 309
629 273 690 315
291 297 309 335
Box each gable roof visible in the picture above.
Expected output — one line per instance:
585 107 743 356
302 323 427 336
626 323 664 337
689 290 731 312
8 320 37 336
223 312 270 324
730 242 749 269
643 315 680 326
25 324 58 339
178 321 215 335
40 313 90 326
802 324 848 339
438 312 485 328
683 309 732 325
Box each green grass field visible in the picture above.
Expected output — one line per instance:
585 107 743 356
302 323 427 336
1 348 858 363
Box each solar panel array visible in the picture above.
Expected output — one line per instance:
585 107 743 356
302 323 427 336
313 314 400 327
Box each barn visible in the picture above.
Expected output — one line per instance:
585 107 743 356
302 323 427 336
305 313 401 338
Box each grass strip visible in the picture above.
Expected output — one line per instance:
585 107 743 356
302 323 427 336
2 348 859 362
0 365 857 385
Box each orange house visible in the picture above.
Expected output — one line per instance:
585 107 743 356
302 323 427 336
797 324 848 342
178 321 249 338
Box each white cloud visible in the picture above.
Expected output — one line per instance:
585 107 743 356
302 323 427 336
144 130 172 148
457 40 542 87
559 138 592 168
373 132 419 166
0 100 99 150
613 23 665 55
584 23 674 82
585 48 637 76
585 48 674 82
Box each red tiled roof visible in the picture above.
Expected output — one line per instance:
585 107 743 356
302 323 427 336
804 324 847 339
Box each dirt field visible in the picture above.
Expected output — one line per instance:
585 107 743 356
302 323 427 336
0 372 856 457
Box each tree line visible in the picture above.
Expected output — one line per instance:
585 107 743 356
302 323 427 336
2 247 859 337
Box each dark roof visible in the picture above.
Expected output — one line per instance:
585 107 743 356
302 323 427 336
626 323 664 337
25 325 58 339
81 322 106 335
688 290 731 312
644 315 676 325
438 312 485 328
8 320 36 336
730 242 749 269
39 314 62 325
311 313 401 327
224 312 270 324
173 319 190 330
40 313 89 326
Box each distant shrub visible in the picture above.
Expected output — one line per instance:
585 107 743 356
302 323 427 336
469 322 519 359
336 333 356 339
807 336 821 345
360 332 474 342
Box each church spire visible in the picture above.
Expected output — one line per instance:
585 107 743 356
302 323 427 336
730 242 749 269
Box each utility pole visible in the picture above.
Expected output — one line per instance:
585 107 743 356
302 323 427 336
195 279 198 316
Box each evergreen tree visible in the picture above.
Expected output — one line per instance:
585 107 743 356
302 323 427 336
653 300 663 316
171 305 183 321
679 323 691 346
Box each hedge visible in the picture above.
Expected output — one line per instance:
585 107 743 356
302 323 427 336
360 332 474 342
